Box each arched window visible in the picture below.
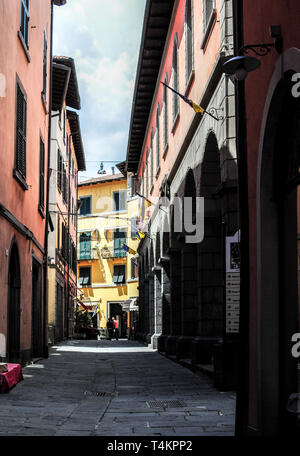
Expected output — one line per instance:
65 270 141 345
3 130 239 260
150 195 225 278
185 0 194 84
156 104 160 173
172 34 179 122
163 73 168 149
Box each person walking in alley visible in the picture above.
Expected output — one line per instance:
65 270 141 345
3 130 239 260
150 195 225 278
112 317 119 340
106 318 114 340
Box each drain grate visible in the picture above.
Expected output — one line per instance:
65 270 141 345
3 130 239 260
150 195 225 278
84 391 108 397
146 400 187 409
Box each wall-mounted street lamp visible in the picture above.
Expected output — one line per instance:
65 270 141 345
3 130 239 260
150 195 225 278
223 25 283 80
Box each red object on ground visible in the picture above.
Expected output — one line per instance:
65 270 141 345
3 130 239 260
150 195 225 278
0 364 23 393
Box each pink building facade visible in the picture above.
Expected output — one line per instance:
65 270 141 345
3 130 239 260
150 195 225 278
0 0 66 364
126 0 239 390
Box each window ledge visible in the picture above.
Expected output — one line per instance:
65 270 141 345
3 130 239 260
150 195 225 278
38 205 45 219
201 9 217 50
17 31 31 63
184 70 195 97
171 111 180 134
127 278 138 283
13 169 28 190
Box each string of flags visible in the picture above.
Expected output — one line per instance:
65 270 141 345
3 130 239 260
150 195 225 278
160 81 219 121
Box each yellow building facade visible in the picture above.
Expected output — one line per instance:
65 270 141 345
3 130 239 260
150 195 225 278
77 172 139 338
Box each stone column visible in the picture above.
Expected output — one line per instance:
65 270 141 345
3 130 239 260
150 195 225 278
150 267 162 349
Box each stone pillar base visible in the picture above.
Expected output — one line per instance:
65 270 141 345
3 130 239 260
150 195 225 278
176 336 194 363
157 334 168 352
149 333 161 350
165 335 179 356
191 337 220 365
145 333 153 345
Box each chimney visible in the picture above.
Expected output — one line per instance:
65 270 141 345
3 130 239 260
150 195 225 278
112 167 115 175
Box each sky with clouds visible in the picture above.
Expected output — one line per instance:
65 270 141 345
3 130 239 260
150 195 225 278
53 0 146 181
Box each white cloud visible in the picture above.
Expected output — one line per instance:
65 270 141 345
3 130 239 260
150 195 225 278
53 0 146 178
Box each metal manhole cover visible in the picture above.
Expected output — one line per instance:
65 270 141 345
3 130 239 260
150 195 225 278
146 400 187 408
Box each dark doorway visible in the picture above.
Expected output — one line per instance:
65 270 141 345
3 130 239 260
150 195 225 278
258 73 300 434
110 302 127 338
56 282 63 341
32 258 43 358
7 242 21 362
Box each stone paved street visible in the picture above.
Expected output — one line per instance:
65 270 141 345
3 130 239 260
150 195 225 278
0 339 236 436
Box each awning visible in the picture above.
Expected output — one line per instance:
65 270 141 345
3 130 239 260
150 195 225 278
121 298 138 311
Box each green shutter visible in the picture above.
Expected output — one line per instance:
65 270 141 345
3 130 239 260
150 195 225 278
114 230 126 258
79 233 91 259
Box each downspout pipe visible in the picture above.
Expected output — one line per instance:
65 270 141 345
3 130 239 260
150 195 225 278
233 0 250 436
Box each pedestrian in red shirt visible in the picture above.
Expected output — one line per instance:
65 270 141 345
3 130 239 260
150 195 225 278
112 317 119 341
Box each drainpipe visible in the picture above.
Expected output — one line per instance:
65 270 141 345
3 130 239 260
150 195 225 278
233 0 250 436
43 1 55 359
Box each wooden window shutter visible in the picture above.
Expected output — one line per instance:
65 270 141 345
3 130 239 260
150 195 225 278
16 83 27 178
39 137 45 210
42 31 47 97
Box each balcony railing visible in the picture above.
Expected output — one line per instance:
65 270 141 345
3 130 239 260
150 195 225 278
100 246 126 259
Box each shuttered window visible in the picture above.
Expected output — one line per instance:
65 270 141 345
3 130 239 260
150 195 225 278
204 0 215 30
42 31 47 98
150 134 154 188
113 264 126 284
145 158 149 198
113 191 126 211
79 233 91 260
156 106 160 173
163 74 168 148
20 0 30 48
78 267 91 286
131 217 139 239
131 258 137 279
39 136 45 211
79 196 91 215
185 0 194 84
172 34 179 122
114 230 126 258
57 149 62 191
57 216 60 249
15 82 27 180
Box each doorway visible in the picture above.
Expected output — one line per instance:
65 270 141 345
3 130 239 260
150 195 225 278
109 302 127 338
32 258 43 358
7 242 21 362
258 72 300 434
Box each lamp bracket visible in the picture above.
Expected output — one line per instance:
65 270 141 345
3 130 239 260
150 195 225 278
239 26 283 55
239 43 276 56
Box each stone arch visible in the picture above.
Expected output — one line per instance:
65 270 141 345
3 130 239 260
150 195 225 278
197 131 223 338
257 48 300 434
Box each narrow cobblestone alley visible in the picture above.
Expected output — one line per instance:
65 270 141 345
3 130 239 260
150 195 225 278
0 339 235 436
